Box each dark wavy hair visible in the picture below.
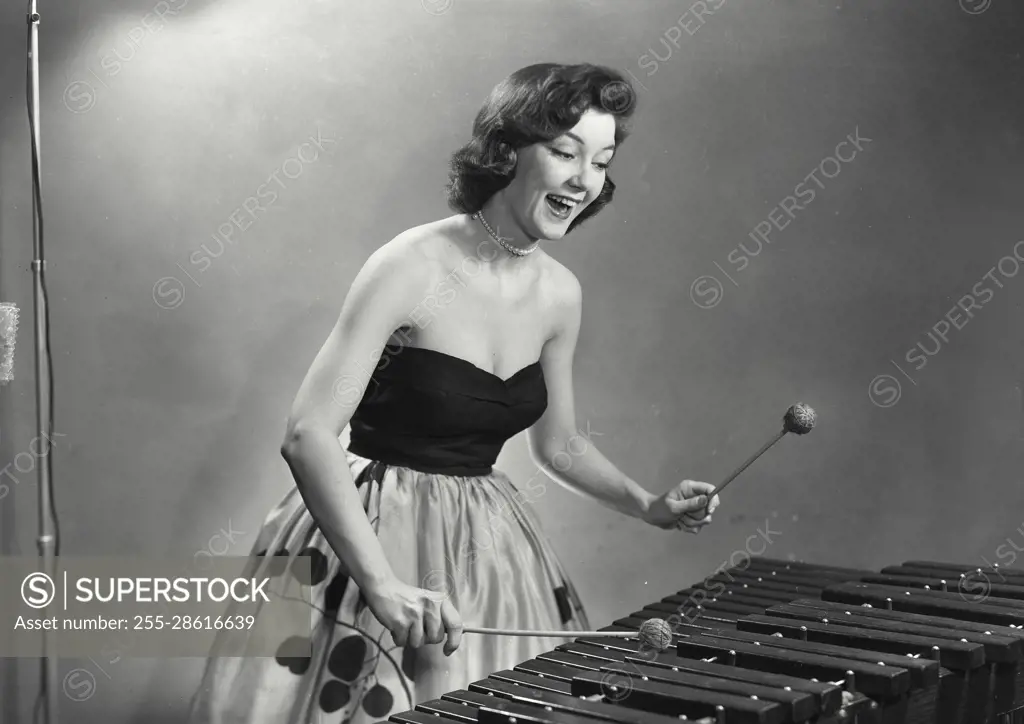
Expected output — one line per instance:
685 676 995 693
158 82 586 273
445 63 637 233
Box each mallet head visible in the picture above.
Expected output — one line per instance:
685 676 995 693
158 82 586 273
784 403 816 434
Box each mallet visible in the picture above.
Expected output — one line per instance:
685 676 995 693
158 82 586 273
464 617 674 652
699 403 816 515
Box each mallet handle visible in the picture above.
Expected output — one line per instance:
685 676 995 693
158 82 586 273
711 427 787 499
464 626 635 638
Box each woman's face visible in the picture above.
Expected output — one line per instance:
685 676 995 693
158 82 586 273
505 108 617 241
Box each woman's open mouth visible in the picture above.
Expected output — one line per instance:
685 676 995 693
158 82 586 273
545 194 579 221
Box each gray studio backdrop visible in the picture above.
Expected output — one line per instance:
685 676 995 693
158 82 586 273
1 0 1022 721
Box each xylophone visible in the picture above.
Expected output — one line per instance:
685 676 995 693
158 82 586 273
387 557 1024 724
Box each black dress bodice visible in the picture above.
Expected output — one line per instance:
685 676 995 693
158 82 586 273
348 346 548 476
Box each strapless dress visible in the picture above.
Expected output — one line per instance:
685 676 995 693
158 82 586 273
189 346 590 724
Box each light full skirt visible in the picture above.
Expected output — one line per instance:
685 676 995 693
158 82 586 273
188 450 590 724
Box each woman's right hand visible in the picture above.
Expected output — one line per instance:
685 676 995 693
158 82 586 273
363 578 464 656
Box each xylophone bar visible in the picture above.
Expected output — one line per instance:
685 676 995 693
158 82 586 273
388 558 1024 724
670 556 1024 724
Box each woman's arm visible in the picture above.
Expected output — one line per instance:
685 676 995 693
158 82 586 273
281 237 432 595
526 269 656 520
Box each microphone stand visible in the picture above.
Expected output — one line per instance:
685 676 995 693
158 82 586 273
26 1 59 722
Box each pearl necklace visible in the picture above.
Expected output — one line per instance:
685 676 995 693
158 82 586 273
473 211 539 257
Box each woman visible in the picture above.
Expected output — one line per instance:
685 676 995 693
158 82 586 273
189 62 720 724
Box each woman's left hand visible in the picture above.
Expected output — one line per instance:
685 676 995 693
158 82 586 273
642 479 720 534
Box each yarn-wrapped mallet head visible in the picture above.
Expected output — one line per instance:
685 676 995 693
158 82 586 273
638 617 674 652
783 403 816 435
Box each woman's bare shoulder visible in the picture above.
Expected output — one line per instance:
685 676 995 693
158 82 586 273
363 216 464 279
537 253 583 309
354 221 452 291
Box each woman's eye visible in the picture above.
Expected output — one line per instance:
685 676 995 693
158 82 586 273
551 146 609 170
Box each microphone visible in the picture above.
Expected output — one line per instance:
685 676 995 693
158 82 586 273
0 303 18 384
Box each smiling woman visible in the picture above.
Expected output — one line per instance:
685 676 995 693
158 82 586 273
187 62 719 724
446 63 629 245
